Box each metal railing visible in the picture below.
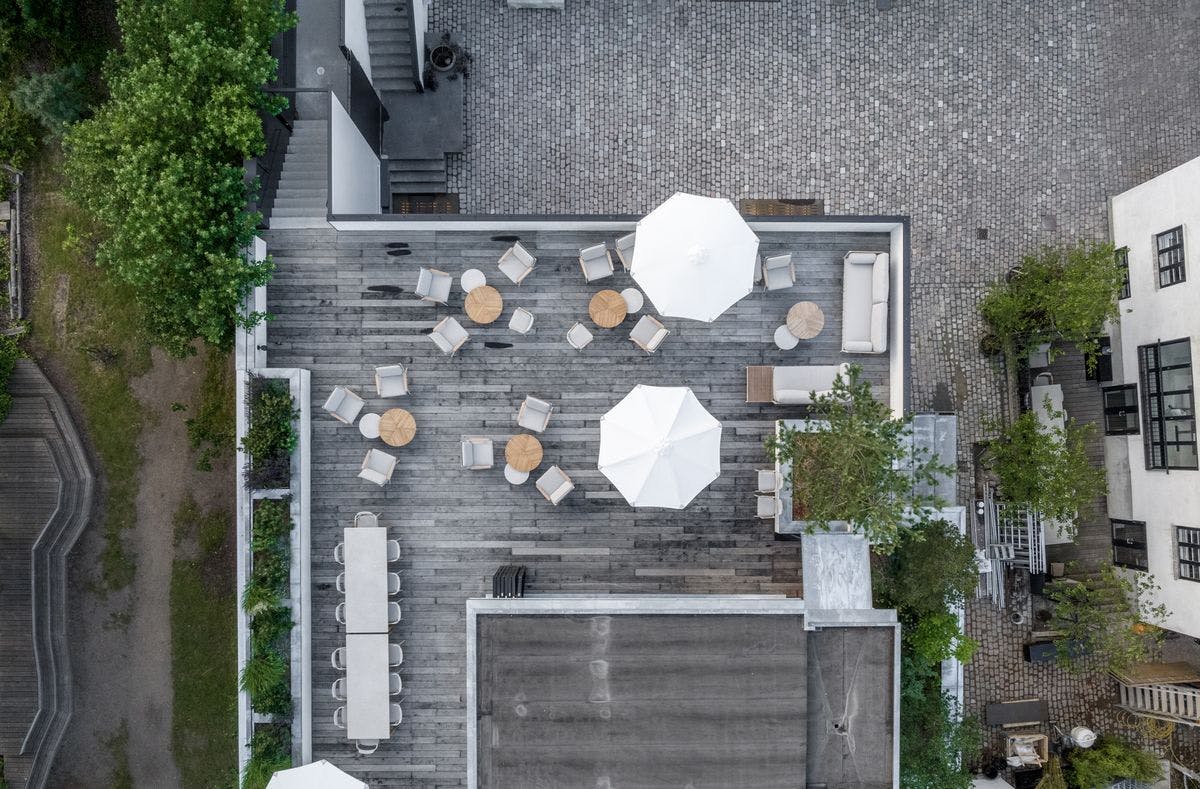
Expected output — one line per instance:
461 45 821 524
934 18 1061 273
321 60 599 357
1118 681 1200 727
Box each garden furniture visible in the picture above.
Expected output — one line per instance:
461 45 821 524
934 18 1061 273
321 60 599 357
356 740 378 756
387 602 401 625
620 287 644 313
762 254 796 291
566 322 593 350
386 540 400 562
388 643 403 666
614 232 636 270
756 469 780 493
345 632 390 740
390 673 402 695
579 243 615 282
504 465 529 485
770 363 850 405
461 437 495 469
342 526 388 633
498 241 536 284
333 707 346 729
589 289 627 328
505 434 543 473
461 268 486 293
324 386 364 425
374 364 409 397
379 408 416 447
465 285 503 324
354 511 378 528
390 703 403 727
332 646 347 670
774 326 799 350
332 677 346 701
756 494 781 519
517 396 554 433
536 465 575 505
429 316 469 356
787 301 825 339
841 251 889 353
630 315 669 353
358 413 381 439
509 307 535 334
387 572 401 596
415 267 452 304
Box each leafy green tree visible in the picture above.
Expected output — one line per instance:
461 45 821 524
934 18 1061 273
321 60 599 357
907 612 978 664
11 64 88 137
1066 737 1162 788
899 654 980 789
984 406 1107 537
764 365 952 552
1046 564 1168 674
0 90 39 167
876 516 980 619
980 240 1124 365
63 0 294 355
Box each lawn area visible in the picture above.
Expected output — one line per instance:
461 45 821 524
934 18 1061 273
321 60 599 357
24 166 149 591
171 495 238 788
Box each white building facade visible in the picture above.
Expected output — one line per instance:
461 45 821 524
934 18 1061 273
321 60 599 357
1105 155 1200 640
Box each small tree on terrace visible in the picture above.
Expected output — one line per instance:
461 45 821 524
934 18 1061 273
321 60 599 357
764 365 952 554
1046 563 1168 674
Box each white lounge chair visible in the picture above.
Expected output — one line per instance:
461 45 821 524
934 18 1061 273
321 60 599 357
579 243 614 282
359 449 397 486
430 316 469 356
566 322 593 350
614 232 636 270
375 364 409 397
461 437 494 469
415 267 452 304
762 254 796 291
756 494 782 519
756 469 780 493
509 307 535 334
630 315 669 353
498 242 536 284
323 386 364 425
517 396 554 433
536 465 575 505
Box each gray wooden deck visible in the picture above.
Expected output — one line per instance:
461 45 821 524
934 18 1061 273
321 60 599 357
260 225 894 785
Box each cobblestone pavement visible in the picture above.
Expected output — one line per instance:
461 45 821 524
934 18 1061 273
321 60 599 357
425 0 1200 777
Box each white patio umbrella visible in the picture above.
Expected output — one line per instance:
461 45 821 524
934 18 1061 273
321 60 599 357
267 760 367 789
631 192 760 322
598 385 722 509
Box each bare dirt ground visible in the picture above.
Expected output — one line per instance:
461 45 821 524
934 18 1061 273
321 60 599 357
48 348 232 789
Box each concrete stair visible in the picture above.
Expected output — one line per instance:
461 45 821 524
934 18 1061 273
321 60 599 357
388 156 447 195
365 0 419 94
270 120 329 226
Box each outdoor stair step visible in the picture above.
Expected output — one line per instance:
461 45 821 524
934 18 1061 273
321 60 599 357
365 2 410 17
371 53 416 68
371 39 413 54
390 158 446 172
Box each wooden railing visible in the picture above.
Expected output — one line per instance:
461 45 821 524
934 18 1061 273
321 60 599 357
1118 681 1200 726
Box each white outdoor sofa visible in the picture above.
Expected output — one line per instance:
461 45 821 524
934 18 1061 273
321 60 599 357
771 363 850 405
841 251 890 354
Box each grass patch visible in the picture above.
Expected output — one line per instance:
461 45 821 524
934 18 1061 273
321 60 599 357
171 495 237 789
25 170 150 592
103 720 134 789
186 347 235 472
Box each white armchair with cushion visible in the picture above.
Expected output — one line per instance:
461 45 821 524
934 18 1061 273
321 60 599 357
461 437 494 470
517 395 554 433
509 307 535 334
415 267 452 304
771 363 850 405
498 242 536 284
323 386 364 425
566 322 594 350
614 232 636 270
756 494 782 519
375 365 409 397
359 449 398 486
430 316 469 356
630 315 669 353
841 251 890 354
579 243 614 282
536 465 574 505
762 254 796 291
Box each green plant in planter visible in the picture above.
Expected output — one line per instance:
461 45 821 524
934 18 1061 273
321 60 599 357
0 333 24 425
242 574 281 617
983 406 1106 536
1066 736 1162 788
764 365 952 553
979 240 1123 367
250 605 293 654
898 654 980 789
1035 756 1066 789
1046 564 1168 674
252 498 293 543
875 516 981 620
241 647 290 716
907 611 978 664
241 724 291 789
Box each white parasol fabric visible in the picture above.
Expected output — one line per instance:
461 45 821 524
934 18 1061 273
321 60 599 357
598 385 722 509
267 760 368 789
630 192 760 322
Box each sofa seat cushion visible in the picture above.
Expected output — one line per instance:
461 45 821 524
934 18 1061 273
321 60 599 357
843 340 874 353
772 364 850 404
871 302 888 352
871 254 890 303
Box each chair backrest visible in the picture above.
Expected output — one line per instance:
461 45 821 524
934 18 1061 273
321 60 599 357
332 677 346 701
334 706 346 729
354 510 378 528
388 601 402 624
356 739 378 755
336 573 346 594
386 540 401 562
389 643 404 666
334 542 345 564
390 703 403 727
332 647 346 670
615 232 636 270
335 602 346 624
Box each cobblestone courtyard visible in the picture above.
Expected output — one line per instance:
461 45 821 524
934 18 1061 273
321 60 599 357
424 0 1200 776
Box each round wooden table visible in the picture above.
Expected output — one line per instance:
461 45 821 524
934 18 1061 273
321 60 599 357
787 301 825 340
505 434 543 473
465 285 503 324
589 289 628 328
379 408 416 447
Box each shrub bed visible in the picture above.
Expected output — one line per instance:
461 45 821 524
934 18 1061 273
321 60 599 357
241 723 292 789
0 333 21 424
242 377 297 489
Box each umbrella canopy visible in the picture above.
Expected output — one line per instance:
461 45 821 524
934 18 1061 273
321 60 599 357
631 192 760 322
598 385 722 509
267 760 367 789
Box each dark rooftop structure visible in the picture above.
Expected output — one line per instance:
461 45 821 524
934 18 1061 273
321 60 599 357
467 597 898 789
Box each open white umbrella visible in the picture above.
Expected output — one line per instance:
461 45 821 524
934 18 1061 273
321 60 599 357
267 760 367 789
631 192 760 322
598 385 722 509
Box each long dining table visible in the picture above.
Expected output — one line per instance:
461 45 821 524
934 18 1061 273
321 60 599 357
345 632 391 740
343 526 388 633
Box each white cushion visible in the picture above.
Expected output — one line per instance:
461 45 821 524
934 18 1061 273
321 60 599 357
871 254 890 303
844 251 877 265
772 364 848 404
843 340 874 353
871 302 888 352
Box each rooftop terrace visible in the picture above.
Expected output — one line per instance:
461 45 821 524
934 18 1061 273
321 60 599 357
259 218 906 785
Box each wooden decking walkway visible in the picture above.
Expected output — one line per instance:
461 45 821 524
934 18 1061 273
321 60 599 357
261 224 896 785
0 360 95 789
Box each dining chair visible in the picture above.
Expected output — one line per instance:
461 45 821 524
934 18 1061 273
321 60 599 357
335 573 346 594
356 739 379 756
386 540 401 562
333 706 346 729
331 647 347 671
335 602 347 625
387 572 401 596
389 643 404 667
332 677 346 701
390 673 402 696
333 542 345 564
387 602 402 625
390 703 403 727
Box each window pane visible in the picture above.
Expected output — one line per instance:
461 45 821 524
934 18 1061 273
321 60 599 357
1112 520 1146 543
1114 545 1148 570
1160 340 1192 368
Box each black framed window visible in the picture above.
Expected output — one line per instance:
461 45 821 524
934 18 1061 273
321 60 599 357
1086 336 1114 383
1103 384 1140 435
1179 526 1200 581
1112 519 1148 570
1116 246 1130 300
1139 339 1198 470
1156 226 1186 287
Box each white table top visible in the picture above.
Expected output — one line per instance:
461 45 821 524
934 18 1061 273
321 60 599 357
345 632 391 740
343 527 388 634
774 325 800 350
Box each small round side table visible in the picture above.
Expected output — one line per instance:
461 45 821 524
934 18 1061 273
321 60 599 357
774 325 800 350
379 408 416 447
358 412 381 439
504 464 530 485
461 268 486 293
787 301 825 340
620 287 645 314
589 290 627 328
465 285 504 324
